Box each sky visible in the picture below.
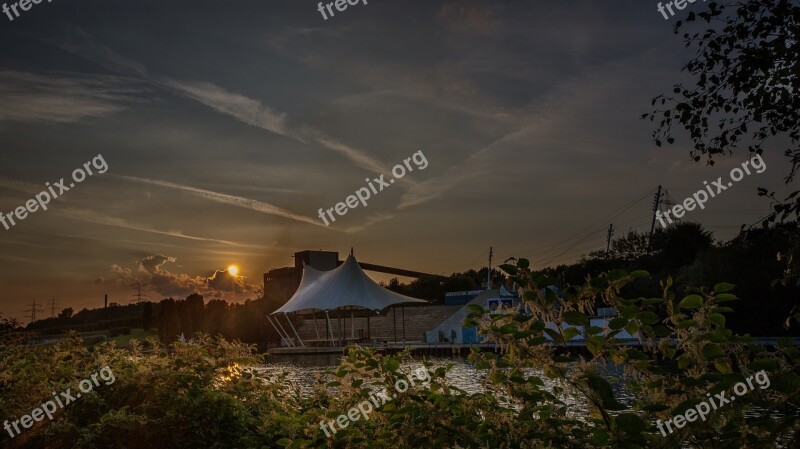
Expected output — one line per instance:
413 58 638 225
0 0 788 323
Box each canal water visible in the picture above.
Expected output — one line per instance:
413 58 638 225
264 353 637 416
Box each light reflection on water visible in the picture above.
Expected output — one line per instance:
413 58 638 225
263 353 637 417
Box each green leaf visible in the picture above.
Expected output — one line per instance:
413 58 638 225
544 328 563 344
585 326 605 335
626 349 649 360
562 327 580 341
609 317 628 330
498 264 518 275
679 294 704 309
590 429 609 445
708 313 726 327
467 304 487 315
620 305 639 319
715 293 739 303
747 359 778 372
636 311 660 325
713 282 736 293
563 311 589 326
714 360 731 373
615 413 647 434
630 270 650 279
385 357 400 372
586 372 625 410
702 343 725 359
586 336 605 356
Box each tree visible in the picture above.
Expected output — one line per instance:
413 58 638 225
142 302 154 331
157 299 180 344
647 0 800 287
0 313 20 340
58 307 73 319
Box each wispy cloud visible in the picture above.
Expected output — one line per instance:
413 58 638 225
113 174 328 228
342 213 396 234
0 70 145 123
56 207 258 246
162 79 289 136
48 27 393 175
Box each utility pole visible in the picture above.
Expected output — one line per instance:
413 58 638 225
50 297 59 317
486 246 493 290
648 185 663 253
606 224 614 259
131 285 148 304
22 297 44 323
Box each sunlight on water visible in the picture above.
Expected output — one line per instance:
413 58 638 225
261 354 640 418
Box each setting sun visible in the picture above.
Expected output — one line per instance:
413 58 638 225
227 265 239 276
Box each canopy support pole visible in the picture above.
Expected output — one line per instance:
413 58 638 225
367 312 371 343
312 311 320 340
351 309 355 340
268 315 293 347
393 306 397 343
402 304 406 344
325 311 334 347
266 315 286 345
284 313 304 347
275 315 294 347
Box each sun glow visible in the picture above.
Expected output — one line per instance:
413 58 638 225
227 265 239 276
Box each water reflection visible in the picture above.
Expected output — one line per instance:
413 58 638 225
262 353 637 418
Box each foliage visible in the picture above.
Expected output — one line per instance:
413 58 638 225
646 0 800 287
466 258 800 448
2 264 799 448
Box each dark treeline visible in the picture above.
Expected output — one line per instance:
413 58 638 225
383 222 799 337
552 222 799 337
23 289 290 345
381 267 507 303
155 291 286 344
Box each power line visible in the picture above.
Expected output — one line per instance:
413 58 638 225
50 297 59 317
535 190 655 268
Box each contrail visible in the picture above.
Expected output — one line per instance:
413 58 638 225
113 174 327 228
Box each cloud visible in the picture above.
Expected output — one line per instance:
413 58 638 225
112 174 328 228
163 79 394 175
57 207 258 246
139 254 174 274
106 255 254 298
162 79 289 136
108 255 206 297
207 267 247 292
47 27 393 175
0 70 145 123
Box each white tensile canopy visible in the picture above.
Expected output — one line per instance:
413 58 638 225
268 255 427 347
274 255 427 314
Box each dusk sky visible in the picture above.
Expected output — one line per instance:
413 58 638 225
0 0 787 322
